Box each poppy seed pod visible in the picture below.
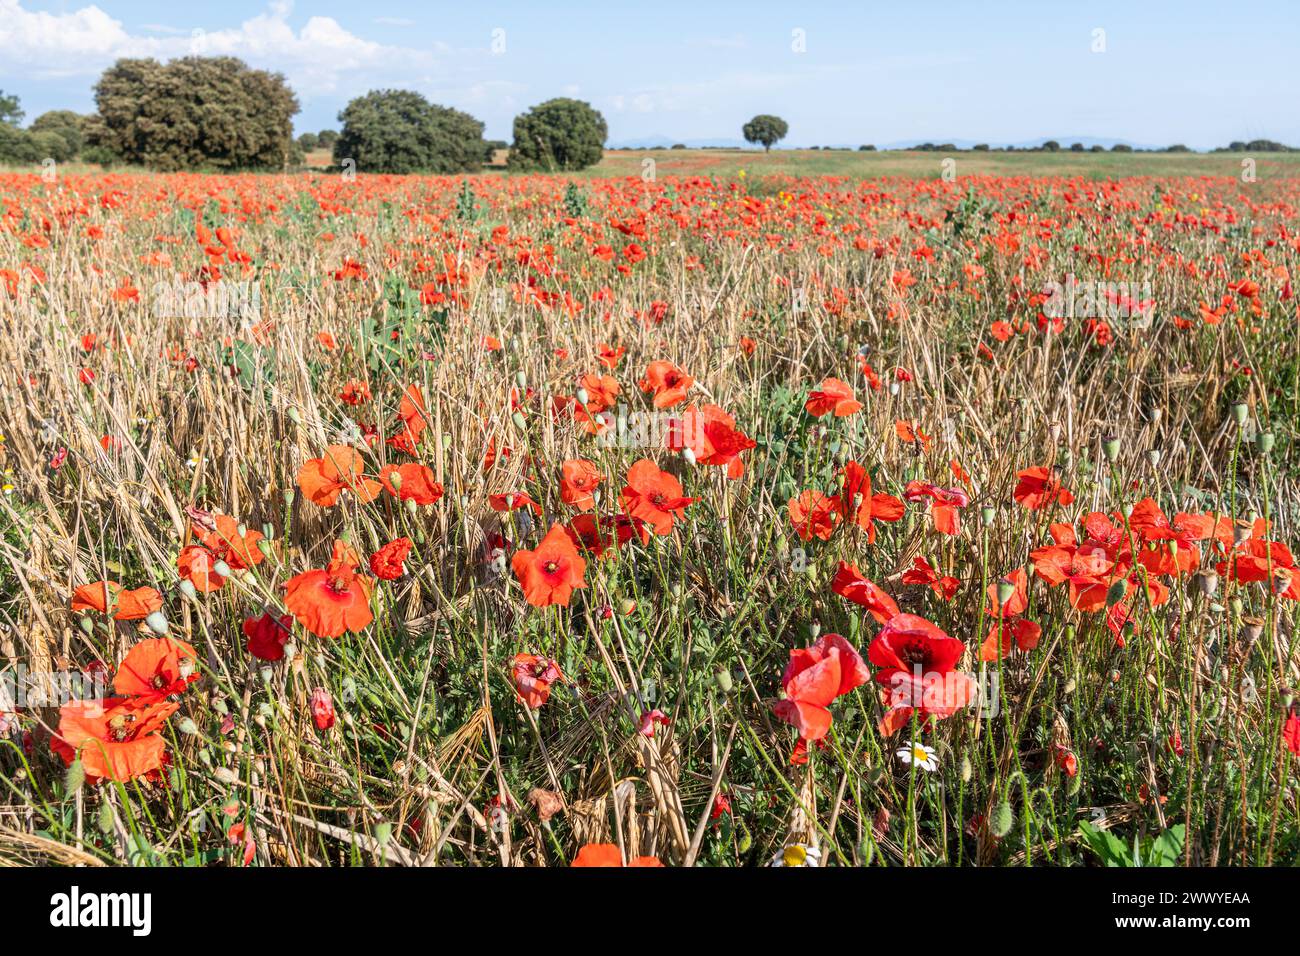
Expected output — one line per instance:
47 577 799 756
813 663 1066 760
1193 568 1219 598
177 717 198 736
1233 518 1253 545
996 578 1016 606
1240 616 1264 645
1231 402 1248 427
1257 431 1275 455
1102 436 1120 462
981 505 996 527
1274 569 1294 596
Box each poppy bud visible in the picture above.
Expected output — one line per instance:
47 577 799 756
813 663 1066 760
1102 436 1120 462
991 801 1014 838
619 598 637 617
511 411 527 431
715 669 734 693
257 538 275 560
1105 578 1127 607
1146 449 1161 467
960 755 972 783
682 447 696 465
387 470 403 490
179 579 198 601
576 386 589 405
145 611 169 636
177 717 198 736
213 559 232 578
78 615 95 636
516 370 527 389
287 406 302 425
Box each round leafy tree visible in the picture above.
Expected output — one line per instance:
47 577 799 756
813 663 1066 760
510 98 607 171
742 114 789 152
333 91 485 175
92 57 298 171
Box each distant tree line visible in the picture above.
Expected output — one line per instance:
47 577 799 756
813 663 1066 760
0 62 611 173
2 74 1297 171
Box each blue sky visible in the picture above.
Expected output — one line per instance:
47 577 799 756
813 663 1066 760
1 0 1296 149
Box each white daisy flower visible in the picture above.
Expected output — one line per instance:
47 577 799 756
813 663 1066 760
897 741 939 772
770 842 822 867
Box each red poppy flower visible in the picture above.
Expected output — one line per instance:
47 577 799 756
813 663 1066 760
667 404 755 479
52 695 178 784
511 653 563 708
370 537 413 580
903 481 969 535
772 633 870 742
979 618 1043 661
596 343 625 369
511 523 587 607
560 459 604 511
831 561 900 623
178 545 224 593
243 612 293 661
901 555 961 601
1013 466 1074 511
621 459 695 535
840 461 904 542
577 373 620 412
869 614 975 734
284 540 374 637
805 377 862 417
788 490 843 541
114 637 199 698
388 384 429 454
379 462 444 505
310 687 335 731
196 513 265 570
639 360 693 409
297 445 382 507
71 581 163 621
571 843 663 867
489 491 543 515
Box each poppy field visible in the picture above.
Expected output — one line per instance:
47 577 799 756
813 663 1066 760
1 167 1299 868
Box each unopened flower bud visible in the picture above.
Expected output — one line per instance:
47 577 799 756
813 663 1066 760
145 611 169 636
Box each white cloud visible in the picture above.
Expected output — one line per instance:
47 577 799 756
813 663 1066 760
0 0 479 96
